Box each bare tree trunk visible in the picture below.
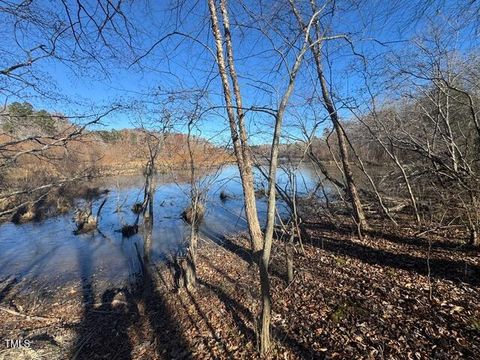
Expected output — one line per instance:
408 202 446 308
469 226 478 246
183 197 198 290
259 32 309 354
184 231 197 290
140 163 155 310
290 0 369 233
209 0 313 353
333 122 369 232
286 229 294 284
397 158 421 224
218 0 264 253
256 164 307 254
181 111 203 290
468 193 479 247
208 0 263 255
343 128 398 225
142 214 153 302
354 111 422 224
257 262 271 354
290 172 306 255
306 145 346 190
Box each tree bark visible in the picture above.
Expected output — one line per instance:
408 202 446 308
290 0 369 232
208 0 263 255
208 0 311 354
469 226 478 246
286 231 294 284
316 53 369 233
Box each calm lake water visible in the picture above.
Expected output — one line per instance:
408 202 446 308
0 164 320 293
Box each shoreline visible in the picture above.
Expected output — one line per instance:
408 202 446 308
0 220 478 359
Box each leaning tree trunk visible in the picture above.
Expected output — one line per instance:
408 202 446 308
319 71 368 233
208 0 263 257
290 0 369 233
209 0 310 354
258 48 307 353
286 229 295 284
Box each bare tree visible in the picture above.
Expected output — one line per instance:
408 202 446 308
207 0 348 352
349 24 480 245
289 0 369 234
0 0 135 221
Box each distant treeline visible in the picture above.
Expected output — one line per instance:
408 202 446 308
0 102 232 220
0 102 69 136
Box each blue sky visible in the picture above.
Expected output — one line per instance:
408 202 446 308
1 0 477 145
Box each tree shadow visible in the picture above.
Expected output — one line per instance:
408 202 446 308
71 288 138 360
367 228 478 253
185 288 233 359
70 234 137 360
304 220 479 253
200 227 290 283
198 254 254 293
311 234 480 286
198 278 326 359
200 225 253 264
0 276 18 303
138 265 193 359
69 223 193 359
198 279 255 341
137 218 193 360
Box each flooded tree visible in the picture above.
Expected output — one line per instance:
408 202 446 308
174 96 226 290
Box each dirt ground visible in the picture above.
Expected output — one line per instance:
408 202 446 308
0 219 479 359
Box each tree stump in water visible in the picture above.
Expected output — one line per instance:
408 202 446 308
131 202 143 214
12 205 37 224
182 203 205 225
219 190 230 201
121 224 138 237
73 207 97 234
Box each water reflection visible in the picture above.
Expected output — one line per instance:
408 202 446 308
0 164 319 291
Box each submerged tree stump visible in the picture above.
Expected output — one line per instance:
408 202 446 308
121 224 138 237
73 207 97 234
219 190 230 201
182 203 205 225
11 205 37 224
131 202 143 214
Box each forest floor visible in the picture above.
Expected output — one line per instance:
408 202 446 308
0 218 479 359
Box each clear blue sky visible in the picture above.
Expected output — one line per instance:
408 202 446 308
1 0 476 144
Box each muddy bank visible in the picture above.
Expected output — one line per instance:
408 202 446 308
0 159 238 225
1 183 110 225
